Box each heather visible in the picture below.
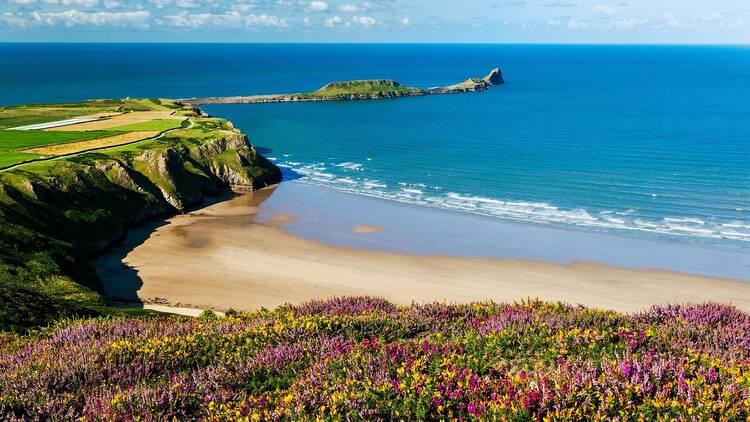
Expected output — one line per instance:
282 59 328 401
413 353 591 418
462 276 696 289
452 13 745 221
1 298 749 420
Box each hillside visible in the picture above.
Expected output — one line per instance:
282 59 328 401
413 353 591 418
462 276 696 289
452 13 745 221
1 297 748 420
0 100 281 331
297 79 423 100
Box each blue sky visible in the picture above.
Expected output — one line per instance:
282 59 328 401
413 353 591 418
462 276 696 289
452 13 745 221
0 0 748 43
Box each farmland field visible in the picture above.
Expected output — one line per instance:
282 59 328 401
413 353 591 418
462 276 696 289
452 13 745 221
0 130 119 167
0 99 189 168
0 99 180 129
0 151 42 167
23 131 161 155
48 111 183 131
103 118 184 132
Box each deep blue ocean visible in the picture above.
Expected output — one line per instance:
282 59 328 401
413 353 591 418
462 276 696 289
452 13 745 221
2 44 749 250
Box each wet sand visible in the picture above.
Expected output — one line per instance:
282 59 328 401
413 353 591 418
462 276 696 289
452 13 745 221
95 188 750 313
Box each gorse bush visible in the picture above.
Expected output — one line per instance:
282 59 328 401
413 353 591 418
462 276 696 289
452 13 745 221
1 297 749 420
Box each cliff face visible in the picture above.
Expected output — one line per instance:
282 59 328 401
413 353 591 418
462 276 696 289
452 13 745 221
0 119 281 330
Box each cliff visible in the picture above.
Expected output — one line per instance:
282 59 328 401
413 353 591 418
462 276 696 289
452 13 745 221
0 111 281 331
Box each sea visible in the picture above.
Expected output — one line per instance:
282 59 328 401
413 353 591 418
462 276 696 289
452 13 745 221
2 43 749 255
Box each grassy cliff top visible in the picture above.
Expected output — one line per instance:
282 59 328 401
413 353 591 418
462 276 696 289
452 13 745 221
0 98 182 129
0 99 193 168
1 297 748 420
299 79 423 99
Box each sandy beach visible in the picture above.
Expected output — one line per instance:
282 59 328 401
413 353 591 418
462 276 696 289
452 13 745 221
95 187 750 314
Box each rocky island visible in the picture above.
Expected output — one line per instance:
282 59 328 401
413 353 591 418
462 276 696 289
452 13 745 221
186 67 504 105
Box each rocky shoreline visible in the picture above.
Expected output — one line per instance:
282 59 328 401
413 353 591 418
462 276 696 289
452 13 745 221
186 67 504 105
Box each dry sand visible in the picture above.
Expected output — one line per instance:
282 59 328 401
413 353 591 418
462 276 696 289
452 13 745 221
96 190 750 314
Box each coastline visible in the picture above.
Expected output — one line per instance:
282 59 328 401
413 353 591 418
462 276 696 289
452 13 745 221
95 182 750 314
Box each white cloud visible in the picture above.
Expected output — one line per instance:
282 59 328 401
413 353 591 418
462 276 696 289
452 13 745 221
175 0 200 8
0 12 30 27
245 13 287 27
10 0 36 5
339 4 359 12
399 17 409 26
231 3 256 12
592 4 616 16
103 0 120 8
306 1 327 12
161 11 287 28
148 0 171 8
26 9 149 27
350 15 374 27
324 14 341 26
42 0 100 6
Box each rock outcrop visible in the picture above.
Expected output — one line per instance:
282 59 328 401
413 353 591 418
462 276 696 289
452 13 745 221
483 67 504 85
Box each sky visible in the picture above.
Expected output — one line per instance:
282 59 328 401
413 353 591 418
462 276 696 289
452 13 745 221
0 0 748 43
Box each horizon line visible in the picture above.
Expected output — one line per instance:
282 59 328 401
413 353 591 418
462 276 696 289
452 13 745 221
1 41 749 46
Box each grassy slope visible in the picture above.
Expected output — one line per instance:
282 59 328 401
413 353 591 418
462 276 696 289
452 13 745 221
299 80 422 99
0 297 748 420
0 102 281 332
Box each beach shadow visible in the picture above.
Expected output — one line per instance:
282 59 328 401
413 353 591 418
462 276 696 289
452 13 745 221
95 188 282 309
94 219 168 305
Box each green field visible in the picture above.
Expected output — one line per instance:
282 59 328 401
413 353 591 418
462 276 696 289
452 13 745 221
103 119 184 132
0 130 118 167
0 151 42 168
0 98 180 129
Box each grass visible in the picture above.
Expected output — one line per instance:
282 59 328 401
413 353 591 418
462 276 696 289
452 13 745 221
0 130 119 167
300 80 422 99
102 119 184 132
0 152 43 168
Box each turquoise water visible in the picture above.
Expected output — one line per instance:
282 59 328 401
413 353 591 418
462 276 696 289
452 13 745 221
204 46 750 250
2 44 749 250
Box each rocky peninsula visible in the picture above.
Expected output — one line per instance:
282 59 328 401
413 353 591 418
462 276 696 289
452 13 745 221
186 67 504 105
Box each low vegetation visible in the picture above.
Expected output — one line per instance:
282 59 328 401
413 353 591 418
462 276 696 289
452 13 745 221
0 297 748 420
299 80 422 99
